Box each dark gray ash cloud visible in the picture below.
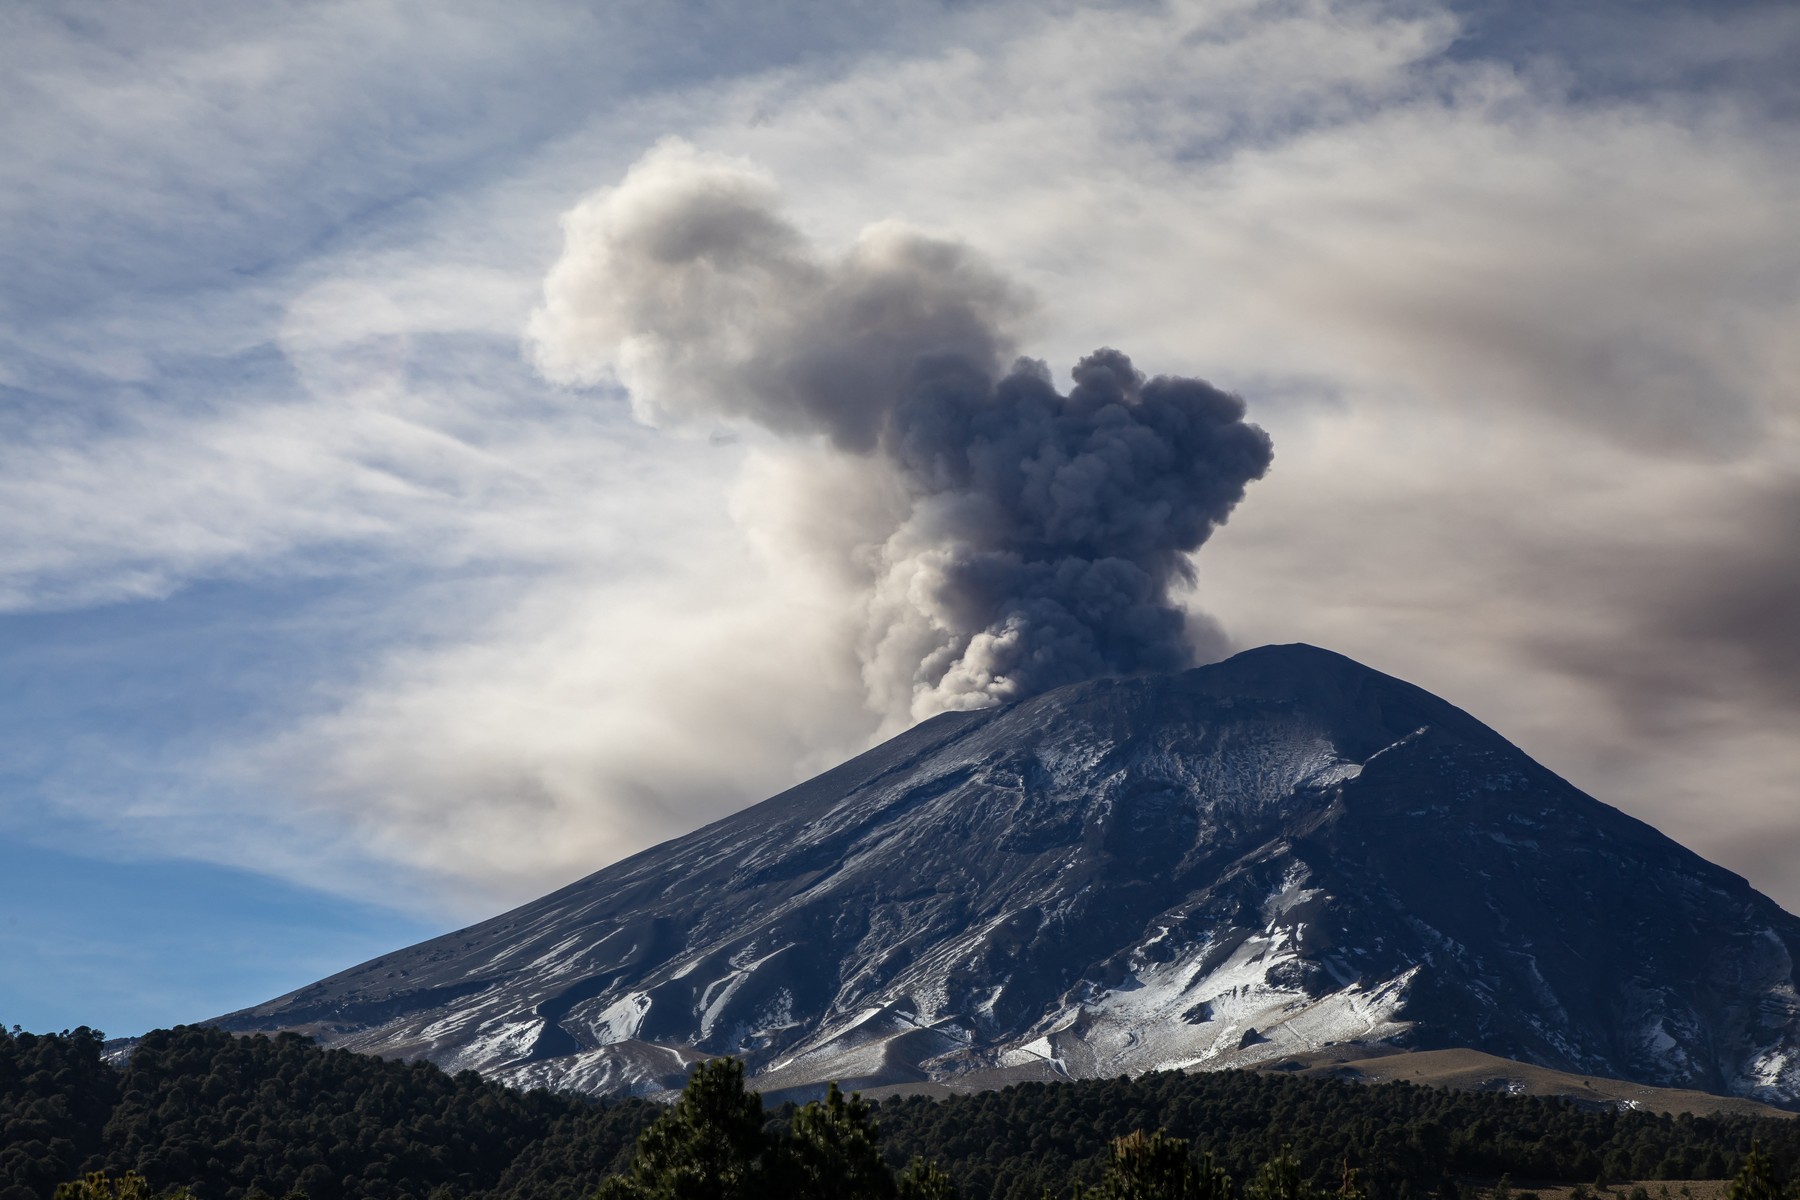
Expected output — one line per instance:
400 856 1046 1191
878 348 1273 704
531 141 1272 718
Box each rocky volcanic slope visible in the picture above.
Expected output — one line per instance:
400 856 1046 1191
216 645 1800 1105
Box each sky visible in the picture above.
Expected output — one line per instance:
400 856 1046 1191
3 0 1797 1038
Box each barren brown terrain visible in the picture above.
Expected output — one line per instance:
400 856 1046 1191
1257 1045 1795 1119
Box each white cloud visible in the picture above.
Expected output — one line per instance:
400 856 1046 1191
6 0 1799 918
254 546 876 909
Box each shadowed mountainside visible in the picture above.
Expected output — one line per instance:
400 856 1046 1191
216 644 1800 1106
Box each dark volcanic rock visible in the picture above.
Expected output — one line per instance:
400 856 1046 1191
215 644 1800 1104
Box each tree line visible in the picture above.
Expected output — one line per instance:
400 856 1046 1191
5 1024 1799 1200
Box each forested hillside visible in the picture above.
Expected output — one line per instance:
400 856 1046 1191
873 1071 1796 1200
0 1026 656 1200
4 1024 1798 1200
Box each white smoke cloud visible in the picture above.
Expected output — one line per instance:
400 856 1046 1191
527 141 1270 723
529 139 1029 450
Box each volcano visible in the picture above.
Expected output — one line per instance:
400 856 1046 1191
215 644 1800 1105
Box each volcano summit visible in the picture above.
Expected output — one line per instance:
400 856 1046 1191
217 645 1800 1106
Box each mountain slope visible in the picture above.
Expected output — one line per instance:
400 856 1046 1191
216 644 1800 1104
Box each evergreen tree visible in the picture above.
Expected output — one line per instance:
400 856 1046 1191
596 1059 774 1200
1245 1148 1313 1200
1196 1152 1235 1200
783 1083 895 1200
1726 1143 1788 1200
52 1173 189 1200
1092 1130 1229 1200
897 1157 960 1200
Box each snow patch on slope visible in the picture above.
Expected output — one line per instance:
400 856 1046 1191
494 1041 702 1097
594 993 652 1044
1008 871 1418 1080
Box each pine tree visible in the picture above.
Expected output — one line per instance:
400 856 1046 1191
897 1157 960 1200
1091 1130 1230 1200
53 1173 193 1200
1245 1148 1314 1200
1726 1142 1787 1200
1196 1151 1235 1200
783 1082 895 1200
596 1058 774 1200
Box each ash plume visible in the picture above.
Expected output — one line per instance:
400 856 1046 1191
531 141 1273 719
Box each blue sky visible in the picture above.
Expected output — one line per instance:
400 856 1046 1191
5 0 1799 1036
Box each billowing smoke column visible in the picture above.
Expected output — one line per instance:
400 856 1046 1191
865 349 1274 711
530 141 1272 719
